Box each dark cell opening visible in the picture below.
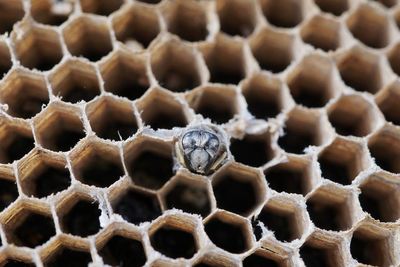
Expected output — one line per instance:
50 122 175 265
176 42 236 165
350 231 388 266
243 253 280 267
314 0 348 16
62 200 101 237
13 213 55 248
46 247 92 267
257 207 299 242
278 126 316 154
300 243 337 267
230 136 273 167
80 0 124 16
34 165 71 198
0 133 35 164
3 259 35 267
0 179 18 211
261 0 304 28
151 227 197 259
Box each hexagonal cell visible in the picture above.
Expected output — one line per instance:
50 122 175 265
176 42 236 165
0 70 49 119
43 243 92 267
112 3 160 50
313 0 348 16
242 74 287 120
328 95 380 137
216 0 257 37
34 103 86 152
4 205 55 248
249 27 295 73
318 138 368 185
201 36 246 85
111 187 162 225
359 173 400 222
0 40 12 78
18 150 71 198
299 234 345 267
287 54 337 108
98 231 147 267
336 47 385 94
306 186 355 231
0 0 24 34
212 164 266 216
63 16 113 62
12 26 63 71
278 108 326 154
58 197 101 237
87 96 138 141
346 4 390 49
256 198 305 242
186 86 239 124
0 118 35 164
259 0 304 28
204 212 252 254
230 132 274 167
30 0 72 26
376 80 400 125
368 126 400 173
350 224 395 266
0 169 18 211
151 40 202 92
242 249 285 267
137 89 188 130
49 60 100 104
163 0 208 42
100 50 150 100
124 136 174 190
80 0 123 16
300 15 342 52
264 156 314 196
161 174 211 217
70 140 124 188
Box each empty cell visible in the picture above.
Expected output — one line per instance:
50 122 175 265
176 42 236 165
204 213 250 254
60 199 101 237
318 138 367 185
112 188 161 225
230 133 274 168
300 239 344 267
217 0 257 37
34 104 86 152
346 4 390 49
0 175 18 211
212 165 265 216
242 75 285 120
124 138 174 190
250 28 295 73
376 80 400 125
187 86 238 124
18 151 70 198
0 70 49 119
359 175 400 222
300 15 342 52
0 41 12 78
336 47 384 94
201 37 246 85
2 259 34 267
98 235 147 267
287 55 336 108
243 252 281 267
80 0 123 16
49 60 100 103
13 26 63 71
278 108 324 154
0 0 24 34
164 0 208 42
350 226 394 267
150 226 197 259
368 126 400 173
306 187 354 231
30 0 72 26
4 208 55 248
328 95 379 137
63 16 113 62
264 157 313 196
260 0 304 28
0 119 35 164
137 90 188 130
313 0 348 16
112 3 160 49
151 40 201 92
100 50 150 100
87 97 138 141
44 246 92 267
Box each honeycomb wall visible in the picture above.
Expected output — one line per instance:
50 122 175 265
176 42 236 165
0 0 399 266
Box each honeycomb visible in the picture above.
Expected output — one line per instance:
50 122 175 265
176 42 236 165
0 0 399 266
